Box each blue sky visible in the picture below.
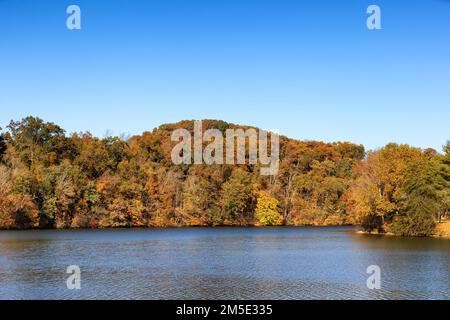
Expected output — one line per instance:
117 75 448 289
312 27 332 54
0 0 449 151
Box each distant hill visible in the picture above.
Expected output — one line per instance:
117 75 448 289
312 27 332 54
0 117 448 237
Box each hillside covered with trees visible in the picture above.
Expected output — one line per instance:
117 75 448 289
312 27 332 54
0 116 449 236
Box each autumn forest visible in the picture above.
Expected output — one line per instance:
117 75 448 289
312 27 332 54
0 116 449 237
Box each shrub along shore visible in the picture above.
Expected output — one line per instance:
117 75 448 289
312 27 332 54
0 117 449 237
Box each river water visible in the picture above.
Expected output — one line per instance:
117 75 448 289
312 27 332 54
0 227 448 300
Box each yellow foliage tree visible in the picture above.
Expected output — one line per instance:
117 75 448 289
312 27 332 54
255 191 284 226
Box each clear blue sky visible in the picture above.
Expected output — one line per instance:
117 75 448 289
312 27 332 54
1 0 449 151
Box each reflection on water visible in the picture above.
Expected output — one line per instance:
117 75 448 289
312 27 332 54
0 227 449 300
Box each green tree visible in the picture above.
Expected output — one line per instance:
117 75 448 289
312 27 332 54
7 116 70 167
34 162 81 228
437 142 450 216
390 159 441 236
182 175 219 226
444 141 450 158
72 133 113 179
221 169 254 224
0 128 6 163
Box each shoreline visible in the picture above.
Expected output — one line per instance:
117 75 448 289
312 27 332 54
0 224 355 231
1 223 449 238
356 221 450 239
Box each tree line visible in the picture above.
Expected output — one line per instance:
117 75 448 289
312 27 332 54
0 116 448 236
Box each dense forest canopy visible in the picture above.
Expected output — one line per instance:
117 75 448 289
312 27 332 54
0 116 448 236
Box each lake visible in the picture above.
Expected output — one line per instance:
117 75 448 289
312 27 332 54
0 227 449 300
